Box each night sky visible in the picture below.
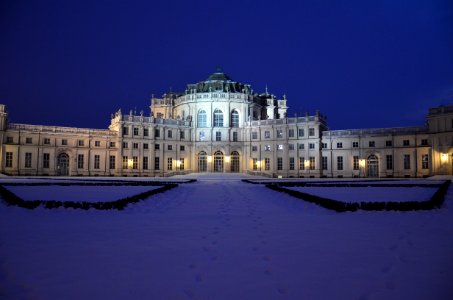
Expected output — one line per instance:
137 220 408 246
1 0 452 130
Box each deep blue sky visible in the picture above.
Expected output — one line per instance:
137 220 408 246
1 0 452 130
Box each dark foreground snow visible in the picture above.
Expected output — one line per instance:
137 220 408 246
1 175 452 299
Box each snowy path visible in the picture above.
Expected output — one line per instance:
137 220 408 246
1 177 453 299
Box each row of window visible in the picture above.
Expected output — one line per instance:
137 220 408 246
120 156 184 171
5 137 116 147
331 139 429 149
123 127 186 139
326 154 430 171
251 128 316 140
252 157 317 171
197 109 239 127
122 142 186 151
251 143 316 151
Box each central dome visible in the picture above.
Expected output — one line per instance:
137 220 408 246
207 67 232 81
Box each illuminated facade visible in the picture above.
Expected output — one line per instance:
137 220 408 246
1 70 452 177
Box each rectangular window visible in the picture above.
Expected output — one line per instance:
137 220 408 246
43 153 50 168
6 136 13 143
78 140 85 147
26 137 32 144
404 154 410 169
133 143 139 149
25 152 32 168
337 156 343 171
386 155 393 170
155 129 160 138
94 155 100 169
109 155 116 169
155 143 160 150
95 141 101 147
386 140 392 147
110 142 116 148
233 132 238 142
43 138 50 145
265 158 270 171
252 145 258 152
403 140 410 146
277 157 283 170
62 139 68 146
298 129 304 137
122 156 128 169
352 141 359 148
5 152 13 168
143 143 148 150
421 139 428 146
422 154 429 169
309 143 315 149
122 127 129 135
144 128 149 137
143 157 148 170
322 156 328 170
199 131 205 141
309 157 315 170
298 144 305 150
179 158 184 170
299 157 305 170
289 157 295 170
168 130 173 138
337 142 343 148
369 141 375 147
288 129 294 137
216 131 221 141
289 144 295 150
133 128 139 136
180 145 185 151
154 157 160 170
78 154 84 169
133 156 138 169
122 142 128 149
168 145 173 151
180 131 185 139
309 128 315 136
253 158 258 171
264 131 270 139
277 144 284 150
252 132 258 139
264 145 271 151
353 156 359 170
321 143 327 149
276 130 283 138
167 157 173 171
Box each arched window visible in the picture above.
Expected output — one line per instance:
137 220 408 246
214 151 224 172
367 155 379 178
198 151 207 172
198 110 207 128
231 110 239 127
213 109 223 127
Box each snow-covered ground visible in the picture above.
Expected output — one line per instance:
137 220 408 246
287 186 438 202
5 186 163 202
1 174 452 299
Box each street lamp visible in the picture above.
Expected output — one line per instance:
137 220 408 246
359 159 366 177
441 153 448 163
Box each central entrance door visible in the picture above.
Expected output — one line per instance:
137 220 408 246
198 151 207 172
230 151 240 172
57 153 69 176
213 151 224 172
367 155 379 177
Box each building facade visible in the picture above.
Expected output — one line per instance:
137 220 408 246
1 70 452 177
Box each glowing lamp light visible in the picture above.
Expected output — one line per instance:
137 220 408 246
304 159 310 168
256 160 261 168
127 159 134 168
441 153 448 163
176 160 181 168
207 156 212 163
359 159 366 168
225 156 230 163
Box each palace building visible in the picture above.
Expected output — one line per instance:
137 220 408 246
1 70 452 177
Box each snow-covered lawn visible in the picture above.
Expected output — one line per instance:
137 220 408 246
1 175 452 299
5 185 163 202
286 186 438 202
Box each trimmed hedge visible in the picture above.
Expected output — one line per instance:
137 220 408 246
265 180 451 212
0 184 178 210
